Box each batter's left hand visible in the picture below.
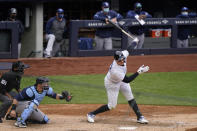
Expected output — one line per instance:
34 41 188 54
137 65 150 74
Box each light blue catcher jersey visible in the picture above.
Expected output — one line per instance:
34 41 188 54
18 86 54 104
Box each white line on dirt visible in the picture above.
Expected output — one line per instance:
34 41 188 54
118 126 138 130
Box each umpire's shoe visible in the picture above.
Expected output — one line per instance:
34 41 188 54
137 116 148 124
15 121 27 128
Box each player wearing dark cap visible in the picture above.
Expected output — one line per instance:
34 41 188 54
0 61 28 123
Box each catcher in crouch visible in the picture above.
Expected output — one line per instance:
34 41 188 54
87 50 149 124
8 77 72 128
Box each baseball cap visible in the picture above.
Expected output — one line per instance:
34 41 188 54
134 2 142 9
102 2 109 8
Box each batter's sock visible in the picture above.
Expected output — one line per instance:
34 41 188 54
91 104 110 115
128 99 142 119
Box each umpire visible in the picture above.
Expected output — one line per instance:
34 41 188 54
0 61 27 123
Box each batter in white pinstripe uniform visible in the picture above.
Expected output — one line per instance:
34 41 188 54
87 50 149 124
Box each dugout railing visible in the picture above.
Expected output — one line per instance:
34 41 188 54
68 18 197 57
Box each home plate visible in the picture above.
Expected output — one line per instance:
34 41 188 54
118 126 138 130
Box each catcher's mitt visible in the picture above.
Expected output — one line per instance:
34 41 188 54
62 91 72 102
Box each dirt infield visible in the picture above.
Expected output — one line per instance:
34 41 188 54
0 54 197 131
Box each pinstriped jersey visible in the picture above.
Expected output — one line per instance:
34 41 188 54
106 50 129 83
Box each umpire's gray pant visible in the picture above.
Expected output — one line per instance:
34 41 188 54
0 91 18 118
94 35 112 50
16 101 47 123
128 33 144 49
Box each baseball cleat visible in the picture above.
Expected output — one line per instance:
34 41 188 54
87 113 95 123
137 116 148 124
14 121 27 128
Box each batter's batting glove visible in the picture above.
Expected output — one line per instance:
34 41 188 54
61 91 72 102
137 65 150 74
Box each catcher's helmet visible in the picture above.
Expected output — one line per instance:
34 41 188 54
36 77 49 85
12 61 25 73
114 51 125 61
36 77 49 90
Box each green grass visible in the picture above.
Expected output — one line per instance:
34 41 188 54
20 72 197 106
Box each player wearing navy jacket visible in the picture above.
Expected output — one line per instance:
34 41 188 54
176 7 197 48
126 2 152 49
44 8 66 58
94 1 123 50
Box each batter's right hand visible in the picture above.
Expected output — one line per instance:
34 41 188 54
10 110 16 118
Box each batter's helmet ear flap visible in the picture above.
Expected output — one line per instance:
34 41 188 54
114 51 125 61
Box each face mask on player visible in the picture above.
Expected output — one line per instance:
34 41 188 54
181 11 188 16
103 8 109 13
58 13 64 19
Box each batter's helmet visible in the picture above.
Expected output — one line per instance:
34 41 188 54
114 51 125 61
102 2 110 7
12 61 25 73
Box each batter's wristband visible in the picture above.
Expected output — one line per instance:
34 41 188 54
11 104 16 110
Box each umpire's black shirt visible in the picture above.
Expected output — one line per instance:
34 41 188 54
0 71 21 94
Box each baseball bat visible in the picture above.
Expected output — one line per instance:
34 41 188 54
108 19 138 42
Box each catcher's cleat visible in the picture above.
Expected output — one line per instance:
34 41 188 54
137 116 148 124
87 113 95 123
14 121 27 128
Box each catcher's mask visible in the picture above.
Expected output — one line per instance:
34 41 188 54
35 77 49 90
114 51 125 62
12 61 25 74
